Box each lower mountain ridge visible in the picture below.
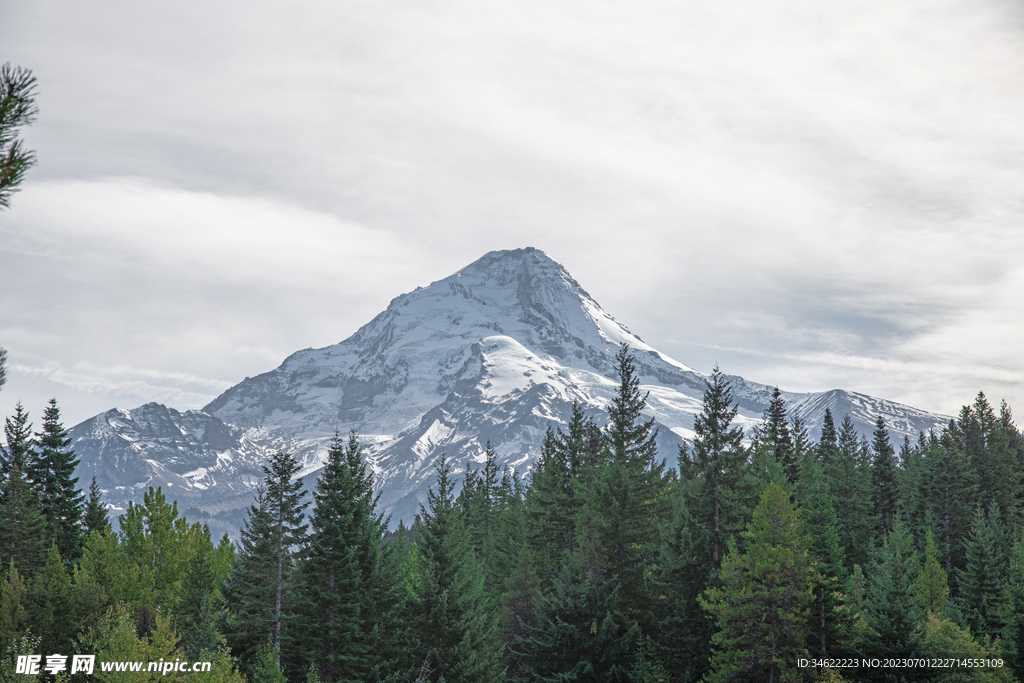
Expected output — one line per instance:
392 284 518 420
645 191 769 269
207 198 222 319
69 248 949 537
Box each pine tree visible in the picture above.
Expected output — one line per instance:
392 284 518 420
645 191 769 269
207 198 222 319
27 543 76 655
1 401 33 477
224 487 277 675
177 524 221 660
699 481 814 683
752 388 796 485
958 506 1008 640
1002 527 1024 681
84 475 109 534
678 365 750 569
301 432 390 683
816 408 838 474
262 450 309 667
921 426 977 581
861 521 922 672
33 398 84 559
915 529 949 617
871 416 899 537
829 415 875 568
412 453 497 683
797 460 851 659
0 465 44 574
578 344 671 612
0 561 28 652
0 63 39 209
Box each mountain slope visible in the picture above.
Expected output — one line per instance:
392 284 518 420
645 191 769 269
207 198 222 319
70 247 950 532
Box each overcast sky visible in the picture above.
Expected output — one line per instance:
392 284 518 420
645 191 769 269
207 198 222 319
2 0 1023 428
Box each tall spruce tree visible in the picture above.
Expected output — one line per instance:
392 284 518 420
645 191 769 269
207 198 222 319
915 529 949 617
829 415 875 568
752 388 796 484
816 408 838 474
921 427 977 581
224 487 277 675
83 475 108 535
0 465 44 574
412 453 497 683
301 432 389 683
871 416 899 537
1 401 33 477
678 365 749 568
699 481 814 683
958 506 1008 641
33 398 84 559
861 520 923 678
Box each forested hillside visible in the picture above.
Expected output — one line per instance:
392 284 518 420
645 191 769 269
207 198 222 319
3 345 1023 682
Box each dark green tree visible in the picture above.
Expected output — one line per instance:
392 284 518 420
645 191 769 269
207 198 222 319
678 365 750 568
920 427 977 579
33 398 84 559
871 416 899 537
301 432 390 683
958 506 1008 641
1 401 33 477
699 481 814 683
83 475 108 535
861 520 923 677
0 465 44 574
915 529 949 617
752 388 796 485
816 408 838 474
0 63 38 209
829 415 875 568
411 453 497 683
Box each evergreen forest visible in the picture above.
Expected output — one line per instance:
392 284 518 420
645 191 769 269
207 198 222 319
3 345 1024 683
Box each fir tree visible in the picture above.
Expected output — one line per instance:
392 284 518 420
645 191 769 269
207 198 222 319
0 465 44 574
301 432 389 683
829 415 875 568
33 398 84 559
958 506 1008 640
263 450 309 667
0 561 28 652
753 388 796 485
816 408 838 473
84 475 109 535
224 487 277 675
870 416 899 537
921 427 977 580
1 401 33 477
699 481 814 683
0 63 39 209
861 521 922 674
27 543 76 655
915 529 949 617
678 365 750 568
412 453 497 683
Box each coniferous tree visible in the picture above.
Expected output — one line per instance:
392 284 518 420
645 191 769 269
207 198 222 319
915 529 949 617
224 487 277 675
829 415 875 568
301 432 390 683
816 408 838 474
0 561 28 652
797 459 851 659
33 398 84 559
678 365 750 569
0 63 39 208
921 427 977 581
751 388 796 485
578 344 670 613
699 481 814 683
1002 527 1024 680
861 520 922 677
262 450 309 667
870 416 899 538
958 506 1008 640
27 544 76 655
84 475 108 535
0 465 44 574
1 401 33 477
411 453 497 683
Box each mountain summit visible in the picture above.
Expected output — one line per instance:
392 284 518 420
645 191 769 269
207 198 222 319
70 248 949 534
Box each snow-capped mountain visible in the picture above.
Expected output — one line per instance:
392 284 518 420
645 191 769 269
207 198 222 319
70 247 949 534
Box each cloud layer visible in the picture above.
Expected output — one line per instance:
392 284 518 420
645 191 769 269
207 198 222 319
1 0 1022 425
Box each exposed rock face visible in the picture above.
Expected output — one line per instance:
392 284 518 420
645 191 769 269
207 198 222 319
70 247 949 534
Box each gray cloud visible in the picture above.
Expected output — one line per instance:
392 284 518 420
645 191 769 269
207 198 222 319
1 0 1022 425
